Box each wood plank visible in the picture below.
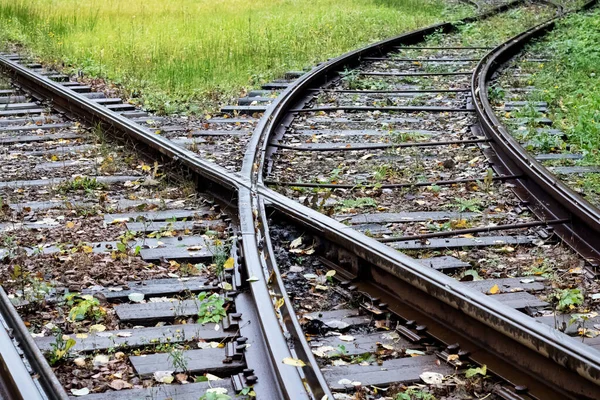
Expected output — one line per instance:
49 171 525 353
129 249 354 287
305 117 422 125
389 235 538 250
130 348 244 377
0 115 62 126
324 355 453 390
0 175 139 189
115 300 207 322
0 132 80 144
104 209 212 223
293 129 439 137
35 323 227 353
85 277 215 301
11 145 94 156
0 122 73 132
140 245 212 262
416 256 470 271
462 277 545 294
310 332 412 357
535 153 583 161
338 211 501 224
302 309 372 330
71 381 234 400
126 220 226 233
537 314 600 336
488 292 548 311
550 166 600 175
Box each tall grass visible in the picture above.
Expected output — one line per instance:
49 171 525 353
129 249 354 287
0 0 454 113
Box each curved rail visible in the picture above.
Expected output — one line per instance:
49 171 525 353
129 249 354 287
0 0 598 399
471 0 600 264
242 0 600 398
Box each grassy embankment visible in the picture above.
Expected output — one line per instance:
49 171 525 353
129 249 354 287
0 0 466 114
525 8 600 198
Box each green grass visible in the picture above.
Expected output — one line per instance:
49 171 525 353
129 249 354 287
524 8 600 200
0 0 462 114
426 5 555 47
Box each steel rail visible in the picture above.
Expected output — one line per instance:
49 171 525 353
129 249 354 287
0 290 46 400
471 0 600 264
0 0 594 399
243 0 600 398
0 288 68 399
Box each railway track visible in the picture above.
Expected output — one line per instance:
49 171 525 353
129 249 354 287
0 0 600 399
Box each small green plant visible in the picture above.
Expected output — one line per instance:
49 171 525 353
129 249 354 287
488 85 505 104
47 329 76 366
168 348 189 372
198 391 231 400
555 288 584 311
64 293 105 322
451 197 482 213
239 387 256 398
396 389 438 400
58 176 105 194
340 68 361 89
197 292 227 324
335 344 348 357
465 364 487 378
335 197 377 212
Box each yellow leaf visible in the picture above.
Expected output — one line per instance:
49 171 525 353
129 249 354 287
81 245 93 254
223 257 235 270
76 333 88 339
451 219 468 229
66 221 75 229
50 155 59 161
141 164 152 172
274 297 285 310
282 357 306 367
489 284 500 295
89 324 106 333
325 270 336 278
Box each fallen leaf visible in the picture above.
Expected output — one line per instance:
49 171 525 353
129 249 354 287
153 371 174 384
128 293 145 303
89 324 106 333
275 297 285 310
290 237 303 249
247 276 259 282
70 388 90 396
73 357 86 367
109 379 132 391
66 221 75 229
489 284 500 295
339 335 354 342
205 373 222 381
223 257 235 270
92 354 110 366
325 270 336 278
117 332 132 337
420 371 444 384
175 373 188 383
283 357 306 367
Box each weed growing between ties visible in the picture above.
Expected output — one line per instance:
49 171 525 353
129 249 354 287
0 0 465 114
